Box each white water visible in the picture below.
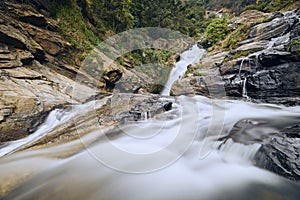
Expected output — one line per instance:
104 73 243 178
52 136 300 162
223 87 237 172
0 101 101 157
0 109 72 157
1 96 300 199
161 44 206 96
242 77 249 99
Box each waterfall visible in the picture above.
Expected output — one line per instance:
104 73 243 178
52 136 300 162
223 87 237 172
143 111 148 121
0 101 101 157
161 44 206 96
238 57 248 79
242 77 249 99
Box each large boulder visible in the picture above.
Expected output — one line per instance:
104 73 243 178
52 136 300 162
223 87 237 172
220 118 300 182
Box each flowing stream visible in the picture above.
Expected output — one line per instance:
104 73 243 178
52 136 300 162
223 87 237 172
1 96 300 199
0 45 300 199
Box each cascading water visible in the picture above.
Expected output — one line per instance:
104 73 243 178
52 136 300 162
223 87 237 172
0 38 300 199
1 95 300 199
242 77 249 99
161 44 206 96
237 57 250 99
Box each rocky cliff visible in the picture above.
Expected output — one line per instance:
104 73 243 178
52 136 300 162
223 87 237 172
173 8 300 106
172 8 300 181
0 1 187 143
219 9 300 105
0 1 98 142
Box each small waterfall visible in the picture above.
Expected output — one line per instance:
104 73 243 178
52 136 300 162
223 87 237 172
217 139 261 165
143 112 148 121
267 38 276 49
237 58 250 99
242 77 249 99
267 33 290 49
161 44 206 96
238 57 248 79
0 109 71 157
0 101 98 157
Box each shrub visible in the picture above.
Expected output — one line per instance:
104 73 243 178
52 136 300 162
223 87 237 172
201 17 231 48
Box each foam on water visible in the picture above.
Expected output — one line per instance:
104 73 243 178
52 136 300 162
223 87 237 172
0 96 300 199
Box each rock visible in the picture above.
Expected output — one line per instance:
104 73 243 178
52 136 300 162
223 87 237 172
254 124 300 182
219 118 300 182
0 49 34 68
214 8 300 101
292 22 300 38
34 31 65 56
233 10 272 25
0 24 30 50
249 18 291 40
258 50 292 67
19 11 48 27
233 41 269 53
247 62 300 98
200 51 229 68
171 78 196 96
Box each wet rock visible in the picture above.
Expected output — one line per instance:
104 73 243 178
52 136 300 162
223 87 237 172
258 50 292 67
220 118 300 181
96 94 175 126
255 124 300 182
247 62 300 98
214 9 300 101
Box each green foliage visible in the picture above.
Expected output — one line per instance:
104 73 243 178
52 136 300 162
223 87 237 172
56 6 99 51
130 0 207 36
117 49 174 67
201 17 231 48
289 39 300 55
244 0 299 12
203 0 256 14
220 24 250 50
233 51 250 59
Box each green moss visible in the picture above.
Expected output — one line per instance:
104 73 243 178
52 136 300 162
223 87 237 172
193 72 204 76
223 51 250 63
233 51 250 59
290 40 300 46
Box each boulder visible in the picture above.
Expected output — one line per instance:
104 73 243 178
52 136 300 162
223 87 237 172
219 118 300 182
255 124 300 182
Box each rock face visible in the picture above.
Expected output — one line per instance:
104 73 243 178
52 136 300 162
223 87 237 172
216 9 300 104
0 2 96 143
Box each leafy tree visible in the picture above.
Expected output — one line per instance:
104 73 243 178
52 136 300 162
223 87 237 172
201 17 231 48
